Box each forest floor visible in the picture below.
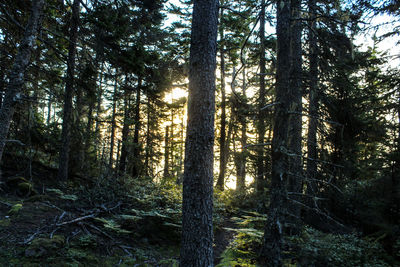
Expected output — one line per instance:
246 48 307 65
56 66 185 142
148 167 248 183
0 191 239 266
213 217 238 265
0 160 241 266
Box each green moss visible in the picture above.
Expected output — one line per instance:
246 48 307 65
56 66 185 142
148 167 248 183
0 217 11 226
18 182 35 196
8 203 23 215
66 248 99 264
24 194 53 202
25 235 65 258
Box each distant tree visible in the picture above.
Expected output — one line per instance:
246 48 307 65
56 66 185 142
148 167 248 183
180 0 218 265
57 0 80 181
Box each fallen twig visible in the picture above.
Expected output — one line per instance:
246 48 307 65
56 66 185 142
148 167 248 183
56 213 96 226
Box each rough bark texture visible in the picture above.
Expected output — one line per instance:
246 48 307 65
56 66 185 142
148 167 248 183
119 92 130 175
216 8 227 191
0 0 44 167
180 0 218 265
57 0 80 181
287 0 303 235
109 78 118 167
236 68 247 192
306 0 319 204
256 0 267 193
131 78 141 177
163 125 170 178
393 93 400 225
260 0 291 264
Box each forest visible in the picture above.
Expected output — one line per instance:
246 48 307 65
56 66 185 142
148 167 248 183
0 0 399 266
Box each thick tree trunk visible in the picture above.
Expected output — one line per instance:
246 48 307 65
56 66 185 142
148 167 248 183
131 78 141 177
287 0 303 235
0 0 44 167
180 0 218 265
256 0 267 193
306 0 319 206
216 8 227 191
57 0 80 181
260 0 291 264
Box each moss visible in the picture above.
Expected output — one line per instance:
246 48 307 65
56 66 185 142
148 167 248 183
0 217 11 226
66 248 99 264
24 194 53 202
25 235 65 258
8 203 23 215
6 176 29 187
17 182 36 196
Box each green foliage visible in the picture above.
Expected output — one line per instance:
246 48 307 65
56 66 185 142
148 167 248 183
217 211 265 266
8 203 23 214
288 227 394 266
46 188 78 201
25 235 65 258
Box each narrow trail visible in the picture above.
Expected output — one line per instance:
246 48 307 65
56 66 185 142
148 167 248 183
213 216 238 265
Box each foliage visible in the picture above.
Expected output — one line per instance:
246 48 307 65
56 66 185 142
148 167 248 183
287 227 395 266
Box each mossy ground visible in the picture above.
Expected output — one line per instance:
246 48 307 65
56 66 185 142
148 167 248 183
0 173 182 266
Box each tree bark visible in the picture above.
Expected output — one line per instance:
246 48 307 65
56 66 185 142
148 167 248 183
109 77 118 167
260 0 291 264
216 8 227 191
236 67 247 192
0 0 45 167
306 0 319 205
287 0 303 235
180 0 218 265
57 0 80 181
164 125 170 179
119 79 131 175
256 0 267 193
131 77 141 177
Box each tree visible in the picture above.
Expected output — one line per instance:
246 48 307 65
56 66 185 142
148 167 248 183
180 0 218 265
0 0 44 168
256 0 267 194
260 0 291 264
57 0 80 181
286 0 303 234
216 7 228 191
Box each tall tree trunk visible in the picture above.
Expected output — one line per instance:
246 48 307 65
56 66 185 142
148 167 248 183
131 77 141 177
94 63 105 161
306 0 319 206
0 0 44 167
216 8 227 191
119 80 130 174
57 0 80 181
287 0 303 235
47 93 52 125
164 125 170 179
236 67 247 192
393 92 400 225
256 0 267 193
109 77 118 167
145 98 151 176
180 0 218 265
0 32 8 109
260 0 291 264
